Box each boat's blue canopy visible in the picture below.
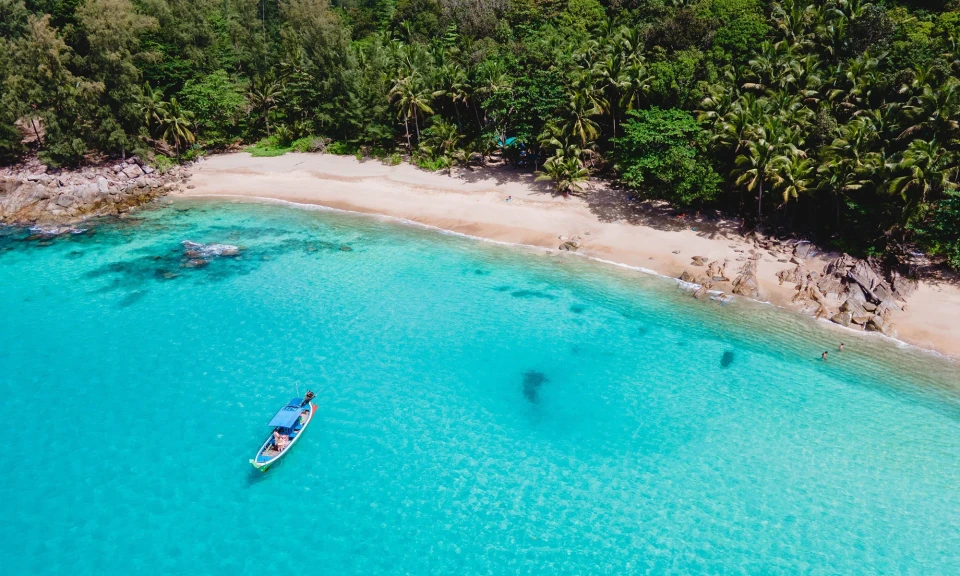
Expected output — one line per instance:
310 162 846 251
268 398 304 427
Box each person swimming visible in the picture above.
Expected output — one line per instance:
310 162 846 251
839 343 844 351
822 351 828 361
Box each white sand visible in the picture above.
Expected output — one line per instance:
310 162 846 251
178 152 960 358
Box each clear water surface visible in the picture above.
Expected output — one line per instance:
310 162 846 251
1 199 959 575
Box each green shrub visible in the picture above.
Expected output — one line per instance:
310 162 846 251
246 136 292 157
152 155 175 173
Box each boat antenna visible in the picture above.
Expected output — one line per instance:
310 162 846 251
295 381 300 399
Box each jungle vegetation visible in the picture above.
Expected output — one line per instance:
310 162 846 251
1 0 959 266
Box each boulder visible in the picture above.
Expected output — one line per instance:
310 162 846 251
55 193 76 208
794 241 816 259
679 270 696 283
122 164 144 179
841 297 872 325
97 176 110 194
831 311 852 327
732 269 760 298
816 273 844 299
691 255 708 266
892 273 918 300
181 240 241 258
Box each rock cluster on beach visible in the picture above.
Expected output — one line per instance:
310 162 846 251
0 156 190 226
780 253 914 337
678 233 914 338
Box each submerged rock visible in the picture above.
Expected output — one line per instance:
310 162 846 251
720 350 735 368
181 240 241 258
522 371 547 404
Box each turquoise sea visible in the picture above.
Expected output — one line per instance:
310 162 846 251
2 199 960 574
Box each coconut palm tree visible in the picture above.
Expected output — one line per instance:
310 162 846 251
889 139 959 226
248 74 282 137
156 97 195 158
388 74 436 151
536 156 590 197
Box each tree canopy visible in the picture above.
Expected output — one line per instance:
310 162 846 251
1 0 960 267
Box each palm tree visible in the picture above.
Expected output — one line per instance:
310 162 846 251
562 88 604 150
733 121 787 223
771 151 814 204
248 74 282 137
536 156 590 197
889 139 959 226
142 83 165 132
388 75 436 151
156 98 195 158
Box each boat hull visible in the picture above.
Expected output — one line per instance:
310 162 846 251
250 402 317 472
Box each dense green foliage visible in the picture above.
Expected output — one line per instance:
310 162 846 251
614 107 721 205
2 0 960 266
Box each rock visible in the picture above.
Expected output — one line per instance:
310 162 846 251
841 297 872 325
122 164 144 179
55 194 76 208
790 256 804 265
559 240 579 251
831 311 852 327
892 273 918 300
876 299 899 318
731 260 760 298
816 273 843 298
143 165 155 174
777 264 806 285
184 258 208 268
847 260 889 303
181 240 242 258
679 270 696 283
865 314 885 333
339 245 352 252
97 176 110 194
794 241 816 259
672 250 681 254
691 255 707 266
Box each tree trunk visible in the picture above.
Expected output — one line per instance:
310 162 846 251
473 103 482 128
414 112 420 143
265 111 271 136
454 104 462 129
404 116 411 152
757 177 764 225
30 117 42 145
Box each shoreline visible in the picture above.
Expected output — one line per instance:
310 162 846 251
177 152 960 359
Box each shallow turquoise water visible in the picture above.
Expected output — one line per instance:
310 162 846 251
2 199 960 574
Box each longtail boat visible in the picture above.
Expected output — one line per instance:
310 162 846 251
250 391 316 472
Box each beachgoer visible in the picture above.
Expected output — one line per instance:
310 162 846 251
822 351 828 361
839 343 844 352
506 195 512 202
300 410 310 426
272 430 282 449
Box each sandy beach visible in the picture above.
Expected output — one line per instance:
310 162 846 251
179 152 960 358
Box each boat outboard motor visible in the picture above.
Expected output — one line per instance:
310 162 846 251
301 391 315 406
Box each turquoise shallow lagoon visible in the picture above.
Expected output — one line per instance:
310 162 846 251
2 199 960 574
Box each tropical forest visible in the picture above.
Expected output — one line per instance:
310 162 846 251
2 0 960 267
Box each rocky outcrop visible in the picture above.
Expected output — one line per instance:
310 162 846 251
731 259 760 298
0 156 190 226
